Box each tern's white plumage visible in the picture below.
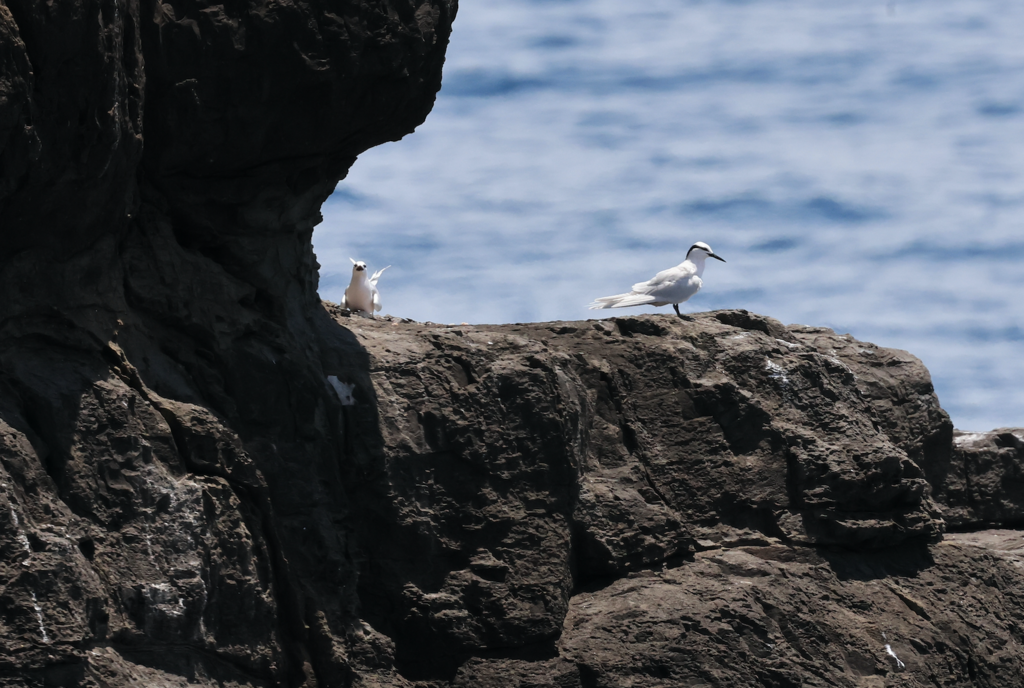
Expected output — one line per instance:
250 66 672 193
588 242 726 316
340 258 390 315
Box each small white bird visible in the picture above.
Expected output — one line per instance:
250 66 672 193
589 242 726 317
340 258 390 315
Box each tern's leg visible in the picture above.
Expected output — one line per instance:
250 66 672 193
673 303 693 321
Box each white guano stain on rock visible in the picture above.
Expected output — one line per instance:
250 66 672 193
31 592 49 644
764 358 791 391
327 375 356 405
883 632 905 669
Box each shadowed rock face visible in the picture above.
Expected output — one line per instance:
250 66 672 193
1 1 456 685
1 0 451 260
3 2 1024 687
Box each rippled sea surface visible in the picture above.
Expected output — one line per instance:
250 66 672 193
314 0 1024 431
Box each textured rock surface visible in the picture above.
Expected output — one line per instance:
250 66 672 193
934 430 1024 529
325 311 1024 686
553 539 1024 688
3 0 1024 687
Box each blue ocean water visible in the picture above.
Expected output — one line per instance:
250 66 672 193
313 0 1024 432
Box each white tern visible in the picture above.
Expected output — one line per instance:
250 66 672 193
588 242 726 317
340 258 390 315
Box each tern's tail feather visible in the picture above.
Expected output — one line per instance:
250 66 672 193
588 292 658 310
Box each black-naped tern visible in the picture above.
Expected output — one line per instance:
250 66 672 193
340 258 390 315
588 242 726 317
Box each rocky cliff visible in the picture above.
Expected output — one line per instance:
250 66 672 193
2 2 1024 687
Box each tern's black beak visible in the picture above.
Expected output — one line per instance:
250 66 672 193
710 253 726 262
